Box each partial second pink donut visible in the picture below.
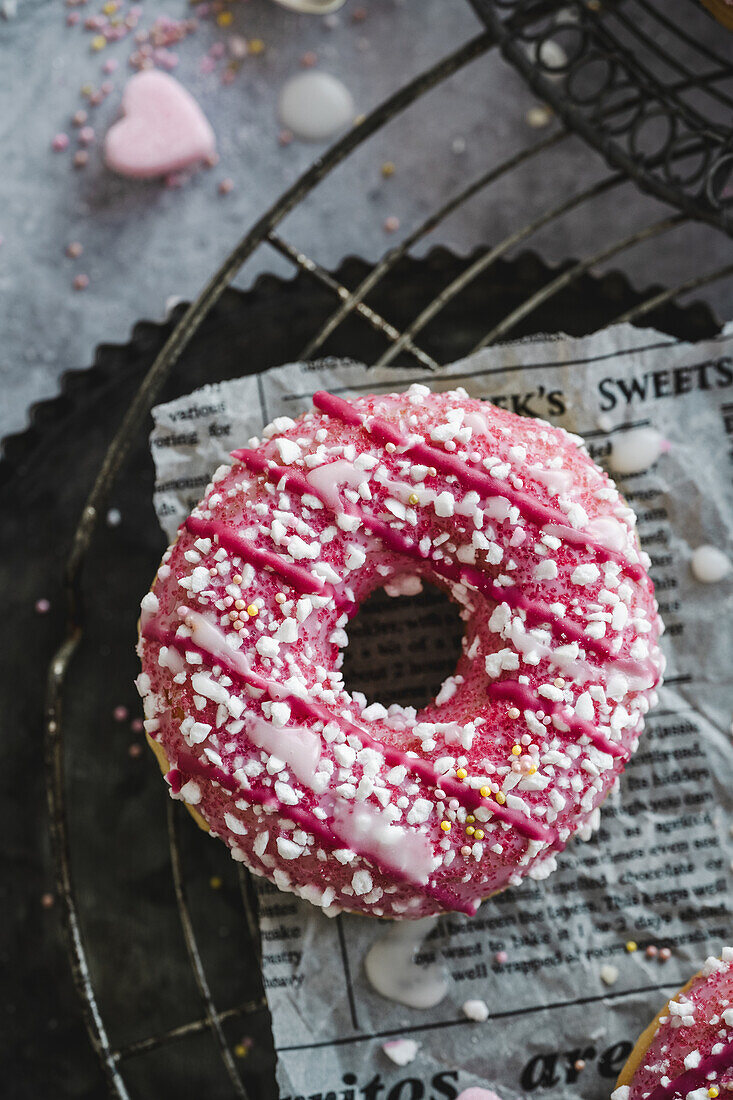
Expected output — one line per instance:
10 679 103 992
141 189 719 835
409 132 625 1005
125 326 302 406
136 384 664 919
614 947 733 1100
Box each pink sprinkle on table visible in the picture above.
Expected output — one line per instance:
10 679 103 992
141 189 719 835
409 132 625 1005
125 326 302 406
78 126 95 145
66 241 83 258
494 950 508 964
35 598 51 614
52 133 70 152
73 151 89 168
383 215 400 233
73 273 89 290
113 705 129 722
218 177 233 195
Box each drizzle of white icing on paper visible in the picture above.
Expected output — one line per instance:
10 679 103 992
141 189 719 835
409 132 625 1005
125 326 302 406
691 545 730 584
364 917 449 1009
609 428 669 476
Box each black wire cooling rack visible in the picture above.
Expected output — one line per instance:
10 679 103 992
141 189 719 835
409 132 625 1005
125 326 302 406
39 7 733 1098
470 0 733 234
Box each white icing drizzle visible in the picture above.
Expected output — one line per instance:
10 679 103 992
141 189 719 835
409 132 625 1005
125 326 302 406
364 917 449 1009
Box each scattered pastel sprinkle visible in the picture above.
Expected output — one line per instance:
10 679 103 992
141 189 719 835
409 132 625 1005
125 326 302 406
451 136 466 155
233 1037 253 1058
229 35 247 59
574 1059 586 1072
41 892 55 909
35 598 51 614
113 705 129 722
382 1039 419 1066
72 110 88 127
209 875 223 889
73 273 90 290
78 125 95 145
128 743 143 758
646 944 658 958
106 507 122 526
248 38 265 55
218 177 234 195
462 998 490 1022
52 133 70 152
659 947 672 962
494 950 508 964
600 964 619 985
626 940 637 953
131 717 144 733
73 151 89 169
301 51 318 68
383 215 400 233
526 105 553 128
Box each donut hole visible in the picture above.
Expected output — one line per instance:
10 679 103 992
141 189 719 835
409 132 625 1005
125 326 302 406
340 579 463 711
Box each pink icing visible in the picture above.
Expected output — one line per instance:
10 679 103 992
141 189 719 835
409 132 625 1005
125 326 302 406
137 386 664 919
624 950 733 1100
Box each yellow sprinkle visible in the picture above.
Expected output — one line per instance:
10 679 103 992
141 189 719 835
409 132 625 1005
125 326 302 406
81 83 94 96
511 745 521 756
102 1 117 12
91 35 107 50
217 10 233 24
495 792 506 805
408 493 419 505
479 786 491 799
234 1043 247 1058
248 37 265 54
466 815 475 824
474 830 484 841
440 820 451 832
528 765 537 775
381 161 395 178
626 940 638 953
246 604 259 617
455 767 467 780
209 875 223 890
707 1088 719 1099
465 826 475 836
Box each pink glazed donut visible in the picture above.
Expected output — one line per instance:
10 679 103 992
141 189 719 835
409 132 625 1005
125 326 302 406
614 948 733 1100
136 385 664 918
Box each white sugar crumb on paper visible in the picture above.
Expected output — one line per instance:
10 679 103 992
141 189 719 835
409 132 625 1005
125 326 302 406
600 965 619 986
462 998 490 1022
382 1039 419 1066
149 323 733 1100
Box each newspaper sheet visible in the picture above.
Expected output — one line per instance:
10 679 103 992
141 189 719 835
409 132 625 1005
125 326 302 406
150 323 733 1100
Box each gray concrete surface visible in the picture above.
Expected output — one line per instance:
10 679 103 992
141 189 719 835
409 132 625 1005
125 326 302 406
1 0 731 441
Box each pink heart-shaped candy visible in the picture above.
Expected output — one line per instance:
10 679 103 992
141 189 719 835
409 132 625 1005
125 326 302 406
104 71 216 180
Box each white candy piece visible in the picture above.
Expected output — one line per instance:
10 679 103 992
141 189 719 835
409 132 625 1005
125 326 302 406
278 71 355 142
690 545 730 584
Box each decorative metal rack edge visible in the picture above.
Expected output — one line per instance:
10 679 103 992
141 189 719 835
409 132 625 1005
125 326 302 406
469 0 733 235
42 18 733 1100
